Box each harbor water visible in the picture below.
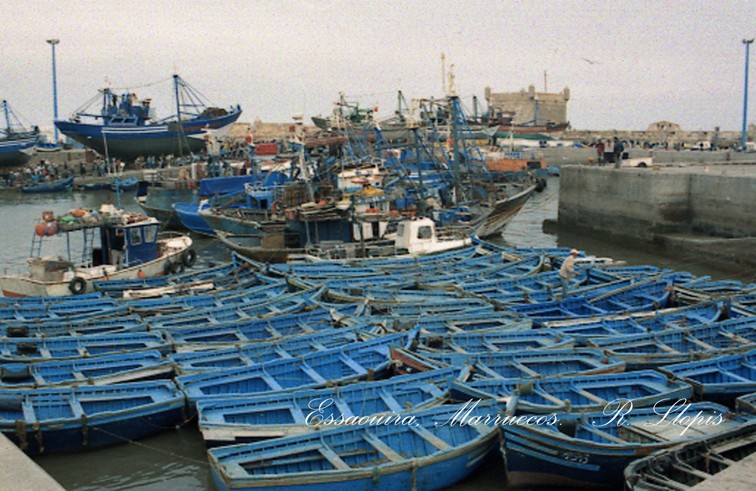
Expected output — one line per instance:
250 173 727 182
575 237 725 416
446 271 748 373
0 178 745 491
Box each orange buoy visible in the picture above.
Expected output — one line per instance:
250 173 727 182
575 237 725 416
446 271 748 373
35 223 47 237
45 222 59 236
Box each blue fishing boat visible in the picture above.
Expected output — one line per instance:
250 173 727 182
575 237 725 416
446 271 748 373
165 308 338 346
624 420 756 491
449 370 692 414
0 331 168 361
500 402 746 489
508 278 674 325
545 300 728 339
20 175 75 193
0 350 172 388
0 100 39 167
587 316 756 368
659 348 756 403
160 173 271 235
55 74 241 161
92 259 250 297
144 285 317 329
0 381 186 455
111 176 138 191
417 328 575 354
170 325 371 374
200 171 291 236
173 200 216 236
135 184 197 229
390 347 625 380
177 333 411 403
208 402 501 491
197 367 457 445
0 314 148 338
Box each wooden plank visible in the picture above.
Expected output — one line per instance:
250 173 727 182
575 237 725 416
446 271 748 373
411 425 450 450
319 445 351 470
363 433 404 463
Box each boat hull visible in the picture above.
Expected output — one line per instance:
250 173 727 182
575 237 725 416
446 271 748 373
136 188 198 229
20 176 75 193
0 382 186 455
55 109 241 161
201 209 267 236
212 436 497 491
173 202 216 236
0 235 192 297
473 184 537 238
0 137 36 167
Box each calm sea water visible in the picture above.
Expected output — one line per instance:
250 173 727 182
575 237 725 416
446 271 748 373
1 178 744 490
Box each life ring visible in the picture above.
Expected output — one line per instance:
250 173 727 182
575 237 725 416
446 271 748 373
182 249 197 267
172 262 186 274
68 276 87 295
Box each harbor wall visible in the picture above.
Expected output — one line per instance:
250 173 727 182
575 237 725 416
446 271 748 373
537 147 756 166
0 434 65 491
558 164 756 272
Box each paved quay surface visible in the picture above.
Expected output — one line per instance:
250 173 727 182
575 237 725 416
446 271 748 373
0 434 65 491
690 451 756 491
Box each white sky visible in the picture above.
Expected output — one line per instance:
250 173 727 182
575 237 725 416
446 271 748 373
1 0 754 132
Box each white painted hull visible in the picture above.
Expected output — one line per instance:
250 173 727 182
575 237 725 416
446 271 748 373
0 236 192 297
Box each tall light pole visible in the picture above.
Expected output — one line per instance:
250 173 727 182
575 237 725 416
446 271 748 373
47 38 60 142
742 38 754 151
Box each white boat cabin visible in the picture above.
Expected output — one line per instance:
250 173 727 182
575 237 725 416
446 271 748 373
394 218 469 256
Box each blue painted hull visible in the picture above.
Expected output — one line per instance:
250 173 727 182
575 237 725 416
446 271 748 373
0 381 186 455
173 202 216 236
111 177 138 191
20 176 75 193
208 403 500 491
136 187 198 228
212 439 497 491
0 136 36 167
55 109 241 161
499 403 745 489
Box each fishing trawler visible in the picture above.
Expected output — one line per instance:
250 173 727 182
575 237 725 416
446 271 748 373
55 75 241 161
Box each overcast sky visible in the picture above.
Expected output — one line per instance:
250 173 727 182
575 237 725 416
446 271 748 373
1 0 754 133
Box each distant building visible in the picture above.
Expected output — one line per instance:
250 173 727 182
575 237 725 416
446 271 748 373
484 84 570 126
647 121 682 133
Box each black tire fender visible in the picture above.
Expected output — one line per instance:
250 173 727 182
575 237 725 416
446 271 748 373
182 249 197 267
68 276 87 295
172 262 186 274
163 262 174 276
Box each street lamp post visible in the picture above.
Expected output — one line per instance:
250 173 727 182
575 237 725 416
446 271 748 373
742 38 754 151
47 38 60 143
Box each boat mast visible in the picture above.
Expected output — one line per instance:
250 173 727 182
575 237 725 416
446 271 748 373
447 64 463 205
173 74 182 121
2 100 10 135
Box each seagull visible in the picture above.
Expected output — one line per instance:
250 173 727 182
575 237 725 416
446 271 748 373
581 57 601 65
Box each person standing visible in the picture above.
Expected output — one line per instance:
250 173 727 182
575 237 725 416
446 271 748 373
596 140 606 165
111 229 126 269
613 137 625 168
604 138 614 164
559 249 580 299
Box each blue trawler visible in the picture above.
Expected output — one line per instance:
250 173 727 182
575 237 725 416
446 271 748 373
0 100 39 167
55 74 241 161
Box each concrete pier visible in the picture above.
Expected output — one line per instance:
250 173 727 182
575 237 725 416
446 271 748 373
689 452 756 490
558 163 756 274
0 434 65 491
